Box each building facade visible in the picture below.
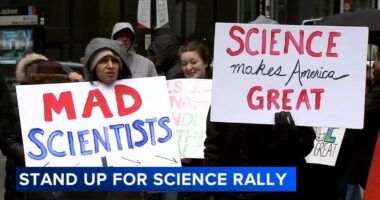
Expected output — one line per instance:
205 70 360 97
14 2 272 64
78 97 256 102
0 0 377 64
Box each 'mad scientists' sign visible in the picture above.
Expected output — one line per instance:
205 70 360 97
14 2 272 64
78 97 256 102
16 77 181 167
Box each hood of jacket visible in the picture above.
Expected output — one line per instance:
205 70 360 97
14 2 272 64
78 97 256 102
111 22 136 52
249 15 279 24
83 38 132 80
148 34 179 72
15 53 48 82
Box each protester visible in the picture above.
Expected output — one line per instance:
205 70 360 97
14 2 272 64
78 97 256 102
0 68 16 200
4 52 70 200
0 68 14 155
56 38 144 200
178 41 212 166
178 41 212 79
177 41 213 200
82 38 132 83
111 22 157 78
204 110 315 199
347 61 380 189
147 34 185 79
203 16 316 200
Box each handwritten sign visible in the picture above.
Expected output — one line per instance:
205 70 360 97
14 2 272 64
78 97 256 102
137 0 151 29
16 77 181 167
167 79 212 158
211 23 368 129
305 127 345 166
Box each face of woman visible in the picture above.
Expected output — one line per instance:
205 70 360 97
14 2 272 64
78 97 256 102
181 51 207 79
95 55 120 84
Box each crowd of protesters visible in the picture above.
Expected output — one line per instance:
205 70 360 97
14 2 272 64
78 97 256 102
0 16 379 200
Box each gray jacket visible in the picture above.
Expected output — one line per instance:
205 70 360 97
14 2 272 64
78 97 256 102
111 22 157 78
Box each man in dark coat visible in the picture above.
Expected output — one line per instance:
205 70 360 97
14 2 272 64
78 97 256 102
204 110 315 200
147 34 185 80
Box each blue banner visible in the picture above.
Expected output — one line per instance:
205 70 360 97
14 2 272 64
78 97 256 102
16 167 296 192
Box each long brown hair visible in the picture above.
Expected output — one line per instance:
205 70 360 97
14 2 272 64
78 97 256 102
178 41 212 78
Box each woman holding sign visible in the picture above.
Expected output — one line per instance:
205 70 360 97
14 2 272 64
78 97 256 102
56 38 145 200
176 41 213 200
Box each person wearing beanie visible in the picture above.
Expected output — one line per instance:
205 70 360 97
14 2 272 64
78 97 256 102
82 38 131 85
111 22 157 78
147 34 185 80
87 49 122 84
57 38 144 200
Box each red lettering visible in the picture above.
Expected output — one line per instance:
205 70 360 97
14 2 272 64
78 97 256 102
296 89 311 110
270 29 281 55
282 89 294 110
284 31 304 54
43 91 76 122
226 26 245 56
115 84 142 116
267 89 280 110
247 86 263 110
247 87 324 111
173 81 182 93
82 89 112 118
310 88 325 110
326 32 341 57
262 29 267 54
226 25 339 58
246 28 259 56
306 31 322 57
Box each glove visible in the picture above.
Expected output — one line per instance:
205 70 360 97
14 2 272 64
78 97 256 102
273 111 299 139
275 111 295 128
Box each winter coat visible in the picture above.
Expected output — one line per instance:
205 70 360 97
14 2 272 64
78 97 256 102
204 108 315 200
57 38 144 200
0 68 14 156
148 34 185 80
4 53 66 200
346 81 380 188
111 22 157 78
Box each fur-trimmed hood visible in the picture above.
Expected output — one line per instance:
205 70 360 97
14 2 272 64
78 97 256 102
15 53 48 82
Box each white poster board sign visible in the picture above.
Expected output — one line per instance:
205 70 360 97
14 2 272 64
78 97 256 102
211 23 368 129
137 0 151 29
305 127 345 166
156 0 169 28
167 79 212 158
16 77 181 167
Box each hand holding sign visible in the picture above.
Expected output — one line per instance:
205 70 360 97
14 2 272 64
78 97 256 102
273 111 303 142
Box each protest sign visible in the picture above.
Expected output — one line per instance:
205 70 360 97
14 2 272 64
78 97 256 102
167 79 212 158
16 77 181 167
305 127 345 166
211 23 368 129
